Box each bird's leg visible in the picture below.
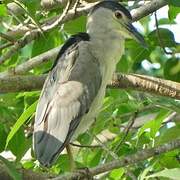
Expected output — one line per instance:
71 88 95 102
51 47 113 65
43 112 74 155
66 144 76 171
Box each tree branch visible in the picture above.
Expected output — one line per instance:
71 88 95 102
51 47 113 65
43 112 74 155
0 73 179 100
0 139 179 180
53 139 180 179
0 74 46 92
0 46 61 78
0 163 50 180
132 0 167 21
109 73 180 99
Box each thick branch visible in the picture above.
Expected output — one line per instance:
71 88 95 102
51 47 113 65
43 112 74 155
132 0 167 21
109 73 180 99
0 74 46 92
0 73 179 100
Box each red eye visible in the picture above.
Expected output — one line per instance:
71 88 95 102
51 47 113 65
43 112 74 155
115 11 122 19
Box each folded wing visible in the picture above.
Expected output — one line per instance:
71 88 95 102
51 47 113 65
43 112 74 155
33 33 101 167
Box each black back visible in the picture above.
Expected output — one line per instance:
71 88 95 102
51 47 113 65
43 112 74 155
52 32 90 69
91 0 132 20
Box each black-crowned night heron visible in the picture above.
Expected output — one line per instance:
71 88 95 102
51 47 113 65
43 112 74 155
33 0 146 167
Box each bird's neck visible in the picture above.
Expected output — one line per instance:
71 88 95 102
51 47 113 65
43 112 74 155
87 23 125 85
87 26 125 65
87 13 125 64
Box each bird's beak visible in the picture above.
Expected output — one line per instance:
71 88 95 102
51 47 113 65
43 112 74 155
125 22 147 48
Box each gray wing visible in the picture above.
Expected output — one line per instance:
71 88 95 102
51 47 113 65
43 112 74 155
33 42 101 167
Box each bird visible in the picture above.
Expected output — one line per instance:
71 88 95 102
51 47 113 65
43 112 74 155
33 0 146 167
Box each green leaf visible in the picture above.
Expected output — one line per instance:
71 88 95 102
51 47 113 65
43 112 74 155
155 124 180 145
64 16 86 34
139 163 155 180
164 58 180 82
148 28 176 47
146 168 180 180
89 150 102 167
0 123 7 152
22 0 40 15
158 18 176 25
116 55 129 73
125 40 150 63
77 132 93 145
168 6 180 20
5 101 37 148
56 154 71 172
0 155 22 180
109 168 124 180
8 128 29 161
32 30 58 57
158 151 180 169
0 4 7 16
137 110 170 139
168 0 180 7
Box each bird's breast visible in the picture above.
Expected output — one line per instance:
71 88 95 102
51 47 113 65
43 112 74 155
71 40 124 140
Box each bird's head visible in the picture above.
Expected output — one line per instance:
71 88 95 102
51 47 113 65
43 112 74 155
88 0 146 47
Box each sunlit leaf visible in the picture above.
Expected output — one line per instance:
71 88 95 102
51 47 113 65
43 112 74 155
148 28 176 47
109 168 124 180
64 16 87 34
137 110 170 139
168 0 180 7
146 168 180 180
164 58 180 82
0 4 7 16
155 124 180 145
168 6 180 20
5 101 37 148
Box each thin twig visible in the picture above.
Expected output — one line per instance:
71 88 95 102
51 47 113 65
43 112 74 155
0 32 15 42
12 0 44 34
92 133 119 159
114 111 138 153
72 0 80 15
0 42 14 51
154 12 173 55
70 142 101 148
162 112 177 125
43 0 73 31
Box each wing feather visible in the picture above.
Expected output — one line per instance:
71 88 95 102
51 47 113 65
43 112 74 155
33 38 101 167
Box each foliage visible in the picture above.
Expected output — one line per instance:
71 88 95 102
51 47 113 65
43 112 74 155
0 0 180 179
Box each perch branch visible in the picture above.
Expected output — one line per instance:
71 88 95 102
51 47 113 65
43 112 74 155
0 73 179 100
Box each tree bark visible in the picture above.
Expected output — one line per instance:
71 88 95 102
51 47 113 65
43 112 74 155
0 73 179 99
